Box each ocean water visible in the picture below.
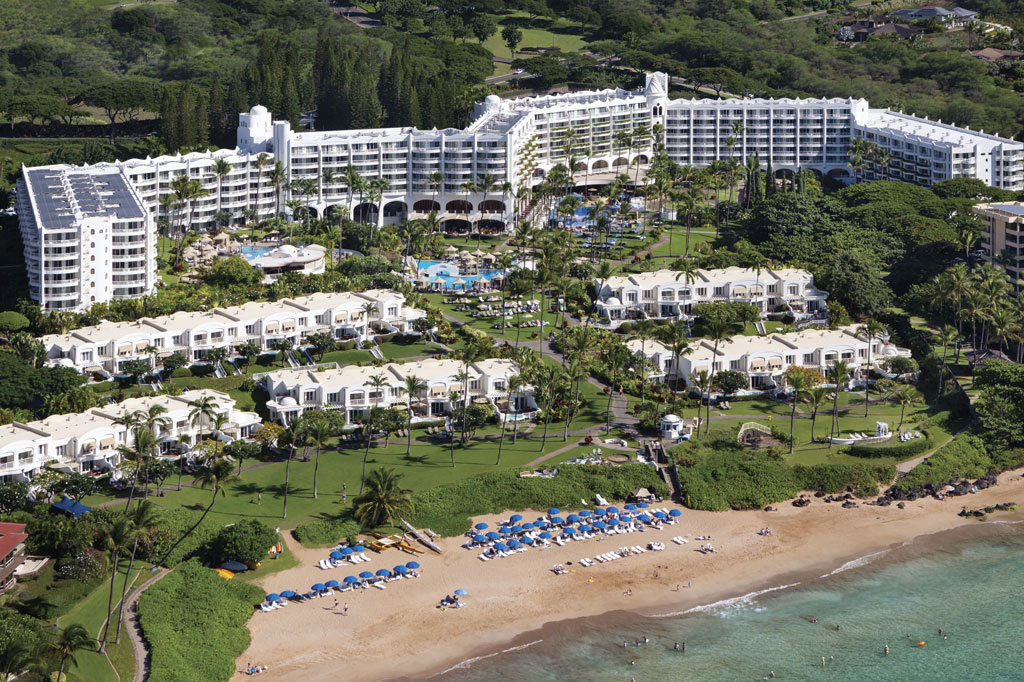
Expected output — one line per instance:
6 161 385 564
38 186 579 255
436 522 1024 681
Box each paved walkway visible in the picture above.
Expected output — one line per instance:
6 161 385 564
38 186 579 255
330 3 383 28
125 567 170 682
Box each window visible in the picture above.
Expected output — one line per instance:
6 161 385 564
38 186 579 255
390 387 402 397
803 353 815 364
626 292 638 303
304 391 316 402
327 392 340 403
56 445 67 458
729 360 741 370
245 324 256 335
469 379 480 391
642 289 654 300
858 348 866 358
81 351 92 362
714 286 724 296
697 287 707 297
788 285 798 296
494 380 506 391
785 355 795 365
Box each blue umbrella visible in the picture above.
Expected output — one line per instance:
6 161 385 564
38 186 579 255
551 516 565 525
624 504 637 511
637 502 650 509
564 527 577 534
494 542 508 551
329 550 344 559
579 509 592 517
280 590 296 598
607 506 620 515
521 522 534 530
533 518 548 527
539 532 553 539
393 565 408 574
475 522 489 530
454 589 468 596
405 562 420 569
311 583 326 592
266 593 281 602
653 511 668 519
486 531 500 540
548 508 561 515
341 547 354 555
510 514 523 522
343 576 359 584
512 525 523 533
474 534 487 543
637 514 651 523
375 569 391 577
579 524 592 532
325 580 340 588
520 536 535 544
669 509 682 517
607 518 620 526
566 514 581 523
500 527 512 535
593 508 606 516
352 545 366 552
593 520 607 529
620 514 633 523
359 571 374 579
508 539 521 548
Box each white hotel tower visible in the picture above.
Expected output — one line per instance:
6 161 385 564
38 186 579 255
17 72 1023 311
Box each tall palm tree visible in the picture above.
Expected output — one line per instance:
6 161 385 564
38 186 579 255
306 416 333 500
359 410 379 493
52 623 97 681
0 642 45 682
537 365 565 451
117 426 156 514
99 516 133 652
211 158 232 222
702 316 736 434
690 369 712 444
802 386 830 443
269 161 287 219
403 375 427 456
188 396 219 455
856 319 886 417
786 372 812 455
476 174 498 248
629 319 658 406
895 385 923 431
253 152 270 219
428 171 444 213
935 324 959 403
112 500 158 644
359 302 377 341
156 459 238 568
352 468 413 529
827 360 852 447
135 404 170 498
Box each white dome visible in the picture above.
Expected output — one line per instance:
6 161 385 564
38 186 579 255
274 244 299 257
484 94 501 107
660 414 682 424
279 396 297 407
250 105 269 116
606 297 621 306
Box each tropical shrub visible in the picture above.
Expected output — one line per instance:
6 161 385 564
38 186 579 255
893 435 995 493
292 518 361 548
210 520 279 565
846 436 932 459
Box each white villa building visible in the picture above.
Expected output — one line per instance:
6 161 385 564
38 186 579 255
596 267 828 324
263 357 533 426
18 72 1022 310
0 389 260 483
248 243 326 282
39 289 426 375
631 325 911 389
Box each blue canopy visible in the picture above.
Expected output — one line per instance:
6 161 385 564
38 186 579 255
653 511 668 519
393 565 408 574
375 569 391 577
454 589 468 596
341 547 354 555
669 509 682 517
280 590 296 598
607 518 620 526
551 516 565 525
343 576 359 584
510 514 523 522
329 551 344 559
499 527 512 535
539 532 553 539
637 514 651 523
606 506 620 515
352 545 366 552
533 519 548 527
579 524 592 532
636 502 650 509
563 527 577 534
485 531 500 540
578 510 592 517
474 534 487 543
494 542 508 551
266 593 281 602
50 497 91 519
620 515 633 523
592 508 606 516
624 504 637 511
521 522 534 530
508 539 520 548
311 583 326 591
405 562 420 569
566 514 581 523
520 536 534 544
593 521 607 529
475 522 489 530
512 525 523 533
325 580 340 588
358 571 374 579
548 508 561 515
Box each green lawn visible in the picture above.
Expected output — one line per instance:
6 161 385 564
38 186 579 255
319 349 374 366
377 339 444 359
425 292 563 343
482 12 590 59
646 227 716 261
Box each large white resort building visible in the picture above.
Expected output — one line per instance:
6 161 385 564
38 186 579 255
263 358 534 426
0 389 260 483
630 325 911 390
39 289 426 376
595 267 828 324
17 72 1023 310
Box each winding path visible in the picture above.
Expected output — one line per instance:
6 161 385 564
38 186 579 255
124 568 170 682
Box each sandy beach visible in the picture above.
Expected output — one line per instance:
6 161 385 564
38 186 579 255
232 470 1024 682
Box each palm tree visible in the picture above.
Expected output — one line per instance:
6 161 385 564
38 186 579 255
52 623 97 681
253 152 270 219
629 319 658 406
359 302 377 341
537 365 565 451
827 360 852 447
786 372 812 455
113 500 158 644
118 426 156 514
702 316 736 434
856 319 886 417
359 410 379 493
0 642 44 682
211 158 232 221
188 396 219 455
156 459 238 568
428 171 444 212
352 468 413 529
690 369 713 444
99 516 133 652
269 161 287 219
935 324 959 404
476 174 497 248
895 385 923 431
802 386 830 443
306 416 333 500
403 375 427 456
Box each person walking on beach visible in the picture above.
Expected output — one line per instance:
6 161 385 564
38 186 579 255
331 599 338 609
343 603 349 615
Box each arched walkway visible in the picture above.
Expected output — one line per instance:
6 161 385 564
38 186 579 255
383 200 407 217
591 160 609 172
827 168 851 178
636 154 649 165
478 199 504 213
476 218 505 235
612 157 629 169
446 199 472 214
413 199 440 213
573 161 587 172
353 202 378 223
443 218 471 234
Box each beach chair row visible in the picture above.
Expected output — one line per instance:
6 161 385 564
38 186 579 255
672 536 689 545
578 545 654 566
319 553 372 570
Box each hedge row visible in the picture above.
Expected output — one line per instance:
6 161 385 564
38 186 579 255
292 518 362 548
846 436 933 459
409 465 669 537
893 434 1024 493
139 559 263 682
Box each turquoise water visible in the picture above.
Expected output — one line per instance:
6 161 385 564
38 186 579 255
241 245 275 261
437 522 1024 681
417 259 505 289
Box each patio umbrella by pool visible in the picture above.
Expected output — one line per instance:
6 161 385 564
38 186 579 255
281 590 296 598
375 569 391 578
486 531 500 540
393 565 408 574
343 576 359 584
266 593 281 602
359 572 374 580
475 522 489 530
474 534 487 543
669 509 682 517
329 551 344 559
510 514 523 522
341 547 354 555
653 511 668 519
405 562 420 570
548 508 561 515
325 580 340 588
311 583 326 592
454 589 468 596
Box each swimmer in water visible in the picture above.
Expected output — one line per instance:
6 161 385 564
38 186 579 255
821 657 826 666
884 645 890 657
673 643 680 651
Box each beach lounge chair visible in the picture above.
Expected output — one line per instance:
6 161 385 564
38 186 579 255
373 582 387 590
358 553 371 562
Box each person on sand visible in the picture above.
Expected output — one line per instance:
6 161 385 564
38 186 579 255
343 603 349 615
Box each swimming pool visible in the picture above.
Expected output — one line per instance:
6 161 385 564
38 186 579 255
241 245 275 261
416 259 506 289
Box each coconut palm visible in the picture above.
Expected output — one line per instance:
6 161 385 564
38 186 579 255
802 386 830 443
156 459 238 567
895 385 924 431
305 416 333 500
188 396 219 454
827 360 852 447
0 642 45 681
856 319 887 417
702 316 736 434
359 410 379 493
99 516 133 652
629 319 659 406
211 158 232 220
403 375 427 456
690 369 713 444
935 324 959 403
113 500 158 644
352 467 413 529
359 302 377 341
786 372 812 455
117 426 156 514
52 623 97 681
508 374 525 444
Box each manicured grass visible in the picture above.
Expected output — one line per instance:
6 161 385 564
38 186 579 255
646 227 716 260
377 339 444 359
319 349 373 366
440 234 506 249
425 292 562 343
482 12 589 59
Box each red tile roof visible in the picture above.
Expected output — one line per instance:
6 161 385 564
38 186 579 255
0 523 27 559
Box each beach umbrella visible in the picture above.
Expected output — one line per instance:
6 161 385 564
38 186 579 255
593 508 606 516
620 514 633 523
533 519 548 527
564 527 577 534
454 589 468 596
593 521 607 529
607 518 620 526
485 531 500 540
500 527 512 535
393 565 408 574
539 532 553 539
669 509 682 517
311 583 326 592
359 571 374 580
281 590 296 598
521 522 534 530
637 514 651 523
329 550 344 559
551 516 565 525
375 569 391 578
341 547 354 555
520 536 535 544
352 545 366 552
494 543 508 551
266 593 281 602
511 525 523 533
325 580 340 588
474 534 487 543
508 539 520 548
510 514 523 523
343 576 359 584
636 502 650 509
653 511 668 519
579 524 592 533
624 504 637 511
405 562 420 570
548 508 561 515
475 522 489 530
578 510 592 518
606 506 620 515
